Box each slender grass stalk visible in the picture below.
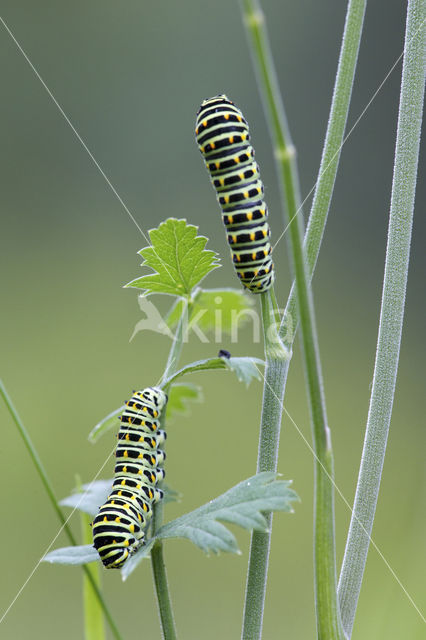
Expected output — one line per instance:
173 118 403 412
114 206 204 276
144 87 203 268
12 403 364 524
79 475 105 640
281 0 367 346
0 381 123 640
150 299 189 640
338 2 426 636
242 289 290 640
240 1 345 637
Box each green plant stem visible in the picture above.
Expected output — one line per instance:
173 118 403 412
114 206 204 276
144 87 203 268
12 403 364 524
280 0 367 346
0 381 122 640
242 289 289 640
240 1 344 637
338 2 426 636
78 474 105 640
150 300 189 640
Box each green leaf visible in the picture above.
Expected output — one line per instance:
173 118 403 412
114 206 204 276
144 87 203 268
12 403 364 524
164 356 264 387
224 356 264 386
60 480 112 517
43 545 99 565
125 218 220 296
122 473 298 578
166 382 203 424
60 480 179 517
167 288 255 334
88 406 124 443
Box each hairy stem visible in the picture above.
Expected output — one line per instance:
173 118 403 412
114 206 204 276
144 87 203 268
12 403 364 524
240 1 345 637
338 2 426 635
151 299 189 640
0 381 123 640
281 0 367 345
242 289 289 640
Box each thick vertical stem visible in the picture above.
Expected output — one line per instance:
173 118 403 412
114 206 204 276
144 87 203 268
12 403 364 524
242 291 290 640
240 1 344 637
281 0 367 345
150 300 189 640
338 2 426 635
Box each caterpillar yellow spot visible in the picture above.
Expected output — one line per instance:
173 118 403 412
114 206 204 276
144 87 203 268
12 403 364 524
130 524 135 533
252 252 257 260
224 113 230 120
228 215 233 224
115 516 120 523
244 191 249 198
215 162 220 169
250 232 255 241
229 136 234 144
247 212 253 221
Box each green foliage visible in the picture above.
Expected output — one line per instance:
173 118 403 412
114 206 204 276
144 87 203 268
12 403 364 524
43 473 298 576
44 545 99 565
88 406 123 443
166 382 203 424
122 472 298 579
166 288 254 334
164 356 264 388
60 479 179 517
125 218 220 296
224 356 264 386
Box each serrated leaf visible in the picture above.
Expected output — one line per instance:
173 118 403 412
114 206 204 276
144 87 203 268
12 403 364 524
122 473 298 578
164 356 264 387
88 406 124 443
166 382 203 424
167 288 254 334
43 545 99 565
125 218 220 296
157 473 297 552
60 480 179 518
60 480 112 517
224 356 264 386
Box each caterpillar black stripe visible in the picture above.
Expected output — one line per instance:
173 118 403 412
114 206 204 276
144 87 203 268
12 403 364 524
92 387 168 569
195 95 274 293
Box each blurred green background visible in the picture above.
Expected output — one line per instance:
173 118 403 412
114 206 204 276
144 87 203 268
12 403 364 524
0 1 424 638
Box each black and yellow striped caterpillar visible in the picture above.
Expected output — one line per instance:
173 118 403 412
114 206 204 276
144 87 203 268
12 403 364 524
195 95 274 293
92 387 168 569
